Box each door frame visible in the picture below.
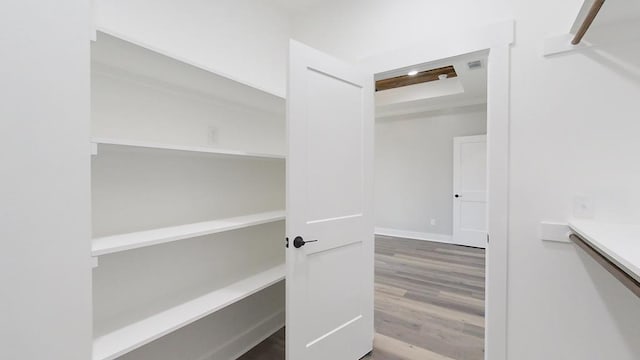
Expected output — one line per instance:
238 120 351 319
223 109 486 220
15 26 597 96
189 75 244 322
360 20 514 360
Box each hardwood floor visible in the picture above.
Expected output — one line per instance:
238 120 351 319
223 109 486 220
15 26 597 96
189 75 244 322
238 236 485 360
239 327 285 360
368 236 485 360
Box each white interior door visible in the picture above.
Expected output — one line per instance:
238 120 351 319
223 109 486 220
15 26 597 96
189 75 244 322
452 135 487 248
286 40 374 360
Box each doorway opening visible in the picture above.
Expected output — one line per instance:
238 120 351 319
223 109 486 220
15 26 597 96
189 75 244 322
371 51 489 359
239 22 512 360
362 21 513 359
238 51 494 360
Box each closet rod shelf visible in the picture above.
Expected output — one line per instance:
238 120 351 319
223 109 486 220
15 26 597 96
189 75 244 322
569 220 640 298
92 138 286 160
92 210 285 256
92 264 286 360
571 0 606 45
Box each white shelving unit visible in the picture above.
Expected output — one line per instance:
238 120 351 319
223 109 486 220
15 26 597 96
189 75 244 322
93 264 285 360
91 29 286 360
92 28 285 114
92 210 285 256
92 138 286 160
569 220 640 283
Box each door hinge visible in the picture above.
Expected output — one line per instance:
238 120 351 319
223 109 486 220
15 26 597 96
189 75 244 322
285 237 289 248
487 234 490 243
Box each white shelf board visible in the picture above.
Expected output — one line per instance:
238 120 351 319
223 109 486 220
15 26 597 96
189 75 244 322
92 138 286 160
92 210 285 256
92 29 285 114
569 220 640 283
93 264 285 360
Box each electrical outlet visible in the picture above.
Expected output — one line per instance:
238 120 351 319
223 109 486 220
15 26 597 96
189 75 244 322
430 219 437 226
573 196 594 219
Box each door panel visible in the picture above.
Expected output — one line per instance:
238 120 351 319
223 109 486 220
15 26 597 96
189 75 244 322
286 40 374 360
306 68 364 221
461 201 487 230
453 135 487 248
460 141 487 191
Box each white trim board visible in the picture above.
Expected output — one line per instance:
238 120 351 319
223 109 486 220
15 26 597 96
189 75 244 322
375 227 453 244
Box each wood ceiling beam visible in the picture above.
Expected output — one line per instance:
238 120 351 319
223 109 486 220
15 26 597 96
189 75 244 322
375 65 458 92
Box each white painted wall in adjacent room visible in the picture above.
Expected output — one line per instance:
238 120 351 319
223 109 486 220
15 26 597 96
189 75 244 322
0 1 92 359
95 0 291 97
375 105 486 241
291 1 640 359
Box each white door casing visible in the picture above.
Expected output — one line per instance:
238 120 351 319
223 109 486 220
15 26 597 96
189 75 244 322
453 135 487 248
286 40 374 360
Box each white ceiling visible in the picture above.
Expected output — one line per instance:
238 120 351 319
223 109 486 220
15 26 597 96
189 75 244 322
375 51 488 118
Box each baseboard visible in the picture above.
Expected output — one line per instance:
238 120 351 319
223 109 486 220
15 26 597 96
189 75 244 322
197 309 285 360
375 227 454 244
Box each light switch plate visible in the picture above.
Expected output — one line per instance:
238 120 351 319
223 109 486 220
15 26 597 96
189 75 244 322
540 221 571 243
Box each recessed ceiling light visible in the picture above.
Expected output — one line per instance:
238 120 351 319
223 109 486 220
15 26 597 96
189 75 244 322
438 74 448 80
407 70 418 76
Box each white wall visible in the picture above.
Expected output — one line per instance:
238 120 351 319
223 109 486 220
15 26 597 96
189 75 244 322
0 1 92 359
95 0 291 97
291 1 640 359
375 106 486 239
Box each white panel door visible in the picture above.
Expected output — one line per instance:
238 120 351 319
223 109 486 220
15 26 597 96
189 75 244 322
286 40 374 360
453 135 487 248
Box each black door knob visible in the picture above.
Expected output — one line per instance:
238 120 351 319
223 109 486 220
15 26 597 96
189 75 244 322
293 236 318 248
454 194 460 198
